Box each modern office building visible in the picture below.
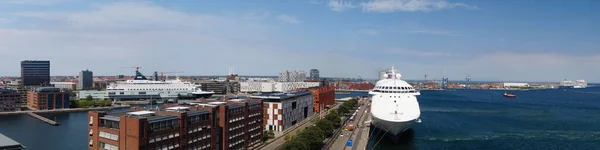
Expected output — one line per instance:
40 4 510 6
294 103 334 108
297 86 335 113
88 99 263 150
240 82 320 93
279 70 306 82
196 81 240 94
0 88 21 112
3 80 28 108
250 91 313 132
21 60 50 86
309 69 319 80
79 70 94 90
51 82 77 90
27 87 70 110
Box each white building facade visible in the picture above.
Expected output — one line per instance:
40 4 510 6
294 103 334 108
503 83 529 87
279 70 306 82
51 82 76 90
77 90 109 100
250 91 314 132
240 82 320 93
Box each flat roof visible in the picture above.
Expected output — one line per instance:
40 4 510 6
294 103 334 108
250 91 312 100
229 104 243 109
0 133 23 149
127 111 155 116
166 106 190 110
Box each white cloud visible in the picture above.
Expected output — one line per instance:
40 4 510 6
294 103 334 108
360 0 477 13
392 52 600 82
410 29 462 36
328 0 356 12
359 29 380 35
241 11 270 20
276 14 300 24
0 1 383 78
385 49 455 57
0 0 70 5
309 0 324 4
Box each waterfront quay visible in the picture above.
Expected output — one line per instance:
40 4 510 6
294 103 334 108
327 98 371 150
413 82 559 91
0 106 130 116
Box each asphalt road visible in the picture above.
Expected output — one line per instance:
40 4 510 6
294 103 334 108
330 100 370 150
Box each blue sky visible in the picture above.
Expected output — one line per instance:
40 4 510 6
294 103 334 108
0 0 598 82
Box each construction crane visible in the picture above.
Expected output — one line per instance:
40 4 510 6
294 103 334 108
466 75 472 89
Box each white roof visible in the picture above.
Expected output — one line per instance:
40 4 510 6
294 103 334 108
50 82 76 84
208 102 227 105
127 111 156 115
166 106 190 110
375 79 412 87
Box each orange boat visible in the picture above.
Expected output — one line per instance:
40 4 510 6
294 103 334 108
503 92 516 98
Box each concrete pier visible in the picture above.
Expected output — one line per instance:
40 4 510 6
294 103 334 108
27 112 59 126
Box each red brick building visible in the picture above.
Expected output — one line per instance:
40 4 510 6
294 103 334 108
0 89 20 112
27 87 70 110
88 99 263 150
296 86 336 113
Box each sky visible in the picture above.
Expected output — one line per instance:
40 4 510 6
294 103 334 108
0 0 598 82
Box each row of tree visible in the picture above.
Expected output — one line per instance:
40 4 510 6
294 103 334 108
281 98 359 150
69 95 112 108
337 98 359 116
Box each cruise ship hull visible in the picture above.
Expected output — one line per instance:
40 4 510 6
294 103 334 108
191 92 214 98
369 94 421 140
371 115 415 136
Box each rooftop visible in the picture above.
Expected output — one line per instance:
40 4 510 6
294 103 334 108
105 111 172 121
250 91 312 100
50 82 76 85
0 133 24 149
32 87 63 92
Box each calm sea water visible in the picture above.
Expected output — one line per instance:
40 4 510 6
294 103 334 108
1 87 600 150
362 86 600 150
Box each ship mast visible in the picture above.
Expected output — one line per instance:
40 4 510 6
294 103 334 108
391 66 396 85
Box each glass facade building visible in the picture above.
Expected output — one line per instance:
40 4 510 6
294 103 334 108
21 60 50 86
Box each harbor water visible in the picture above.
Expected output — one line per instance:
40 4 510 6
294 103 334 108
341 86 600 150
1 87 600 149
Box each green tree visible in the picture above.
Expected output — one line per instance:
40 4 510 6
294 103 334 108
263 131 270 141
338 104 350 115
298 127 325 149
325 112 342 128
267 130 275 139
282 136 309 150
315 119 334 137
329 109 338 115
85 95 93 101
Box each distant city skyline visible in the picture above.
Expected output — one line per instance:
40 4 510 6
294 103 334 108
0 0 598 82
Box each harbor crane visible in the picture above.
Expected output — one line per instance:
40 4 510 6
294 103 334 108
466 75 472 89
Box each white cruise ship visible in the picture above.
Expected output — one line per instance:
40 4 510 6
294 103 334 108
106 69 214 100
559 79 587 89
369 67 421 140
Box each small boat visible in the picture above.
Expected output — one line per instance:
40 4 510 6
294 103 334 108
503 92 516 98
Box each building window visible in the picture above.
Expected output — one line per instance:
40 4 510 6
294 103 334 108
99 131 119 141
99 142 118 150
